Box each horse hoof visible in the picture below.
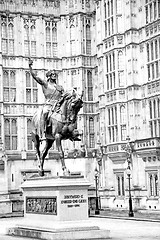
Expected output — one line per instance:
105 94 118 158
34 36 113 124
63 168 70 176
39 170 44 177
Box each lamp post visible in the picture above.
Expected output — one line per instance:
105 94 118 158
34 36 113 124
125 136 134 217
95 167 100 215
126 166 134 217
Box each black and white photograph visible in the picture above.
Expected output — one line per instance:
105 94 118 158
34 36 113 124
0 0 160 239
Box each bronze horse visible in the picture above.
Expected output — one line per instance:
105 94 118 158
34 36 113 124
31 90 83 176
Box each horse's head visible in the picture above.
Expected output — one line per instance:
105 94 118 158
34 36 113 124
71 90 83 109
67 89 83 122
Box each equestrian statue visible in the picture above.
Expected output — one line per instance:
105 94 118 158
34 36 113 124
29 59 83 176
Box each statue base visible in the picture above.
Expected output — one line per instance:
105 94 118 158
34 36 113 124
7 175 110 239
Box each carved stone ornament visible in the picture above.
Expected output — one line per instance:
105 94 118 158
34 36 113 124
26 197 57 215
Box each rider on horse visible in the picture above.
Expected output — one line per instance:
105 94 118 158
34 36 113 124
29 59 81 141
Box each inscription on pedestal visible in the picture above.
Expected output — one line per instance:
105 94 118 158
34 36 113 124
26 197 57 215
61 194 87 208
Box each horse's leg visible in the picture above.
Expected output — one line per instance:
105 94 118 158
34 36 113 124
40 139 53 176
31 132 41 169
55 133 70 176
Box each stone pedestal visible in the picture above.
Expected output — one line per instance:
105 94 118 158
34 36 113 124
8 175 110 239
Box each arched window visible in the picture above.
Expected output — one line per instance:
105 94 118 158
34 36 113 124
120 105 126 124
2 23 7 54
46 27 51 41
155 40 158 59
30 25 36 41
153 99 156 118
24 25 29 40
86 24 91 39
3 70 16 102
1 19 14 54
2 23 7 38
10 71 15 87
87 71 93 101
4 118 17 150
86 24 91 55
120 105 126 141
89 117 94 132
89 117 95 148
118 51 124 69
24 21 36 56
11 119 17 150
26 71 38 103
151 41 154 60
149 100 152 119
27 118 33 150
111 108 114 124
70 25 75 40
104 2 107 18
11 119 17 134
8 23 14 38
3 71 9 87
24 25 29 55
149 175 153 196
52 27 57 42
10 71 16 102
52 27 57 57
4 119 10 135
70 25 75 55
146 43 150 62
26 72 31 87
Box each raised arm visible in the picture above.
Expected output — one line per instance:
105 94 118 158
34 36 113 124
29 59 47 87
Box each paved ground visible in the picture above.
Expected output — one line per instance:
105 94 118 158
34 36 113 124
0 216 160 240
90 208 160 222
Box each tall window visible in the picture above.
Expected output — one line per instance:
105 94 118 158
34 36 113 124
24 20 36 56
116 173 125 196
106 52 115 90
3 70 16 102
120 105 126 141
104 0 114 37
146 38 160 81
70 25 76 55
52 27 57 57
46 26 51 57
27 118 33 150
4 118 17 150
71 70 77 88
108 105 118 142
1 17 14 55
149 99 160 137
26 72 38 103
148 173 158 197
145 0 160 24
86 24 91 55
45 21 58 57
82 18 91 54
87 71 93 101
89 117 95 148
116 0 122 14
118 51 125 87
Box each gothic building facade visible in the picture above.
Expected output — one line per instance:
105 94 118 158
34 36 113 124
0 0 160 213
96 0 160 211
